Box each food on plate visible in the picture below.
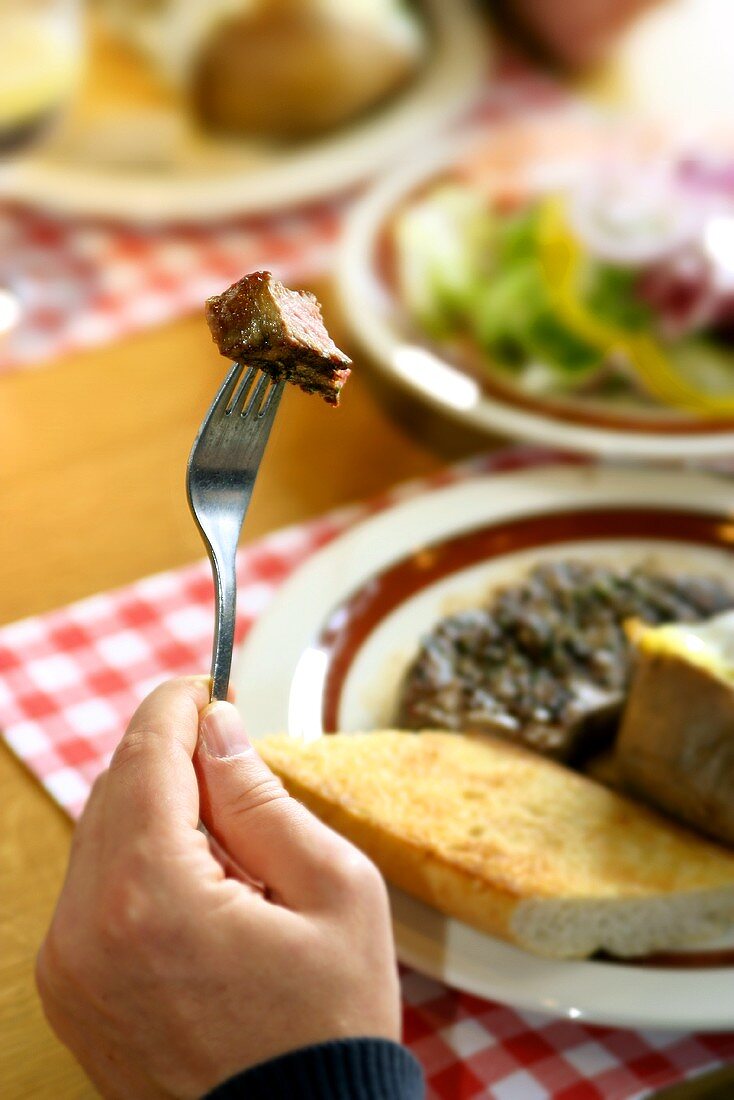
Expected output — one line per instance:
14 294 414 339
99 0 426 143
193 0 426 141
392 132 734 416
55 19 188 169
261 730 734 959
398 560 734 762
206 271 351 405
617 611 734 846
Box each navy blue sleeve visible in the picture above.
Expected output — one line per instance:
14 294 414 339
203 1038 425 1099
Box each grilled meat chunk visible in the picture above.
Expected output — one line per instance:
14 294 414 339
206 271 351 405
398 561 734 762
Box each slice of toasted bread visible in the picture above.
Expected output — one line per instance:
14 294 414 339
260 731 734 959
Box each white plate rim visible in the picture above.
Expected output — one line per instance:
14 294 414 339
235 462 734 1030
335 122 734 460
1 0 488 224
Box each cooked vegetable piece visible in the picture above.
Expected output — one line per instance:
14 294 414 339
617 612 734 846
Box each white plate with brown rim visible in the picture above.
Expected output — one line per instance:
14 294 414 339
234 460 734 1029
336 114 734 460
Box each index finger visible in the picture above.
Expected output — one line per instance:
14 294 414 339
104 676 211 836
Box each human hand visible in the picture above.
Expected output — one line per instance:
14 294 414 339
36 677 400 1099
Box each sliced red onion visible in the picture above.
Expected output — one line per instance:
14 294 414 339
637 244 732 340
678 156 734 199
567 162 705 267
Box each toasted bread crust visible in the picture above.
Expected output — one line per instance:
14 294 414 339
260 731 734 957
265 762 518 942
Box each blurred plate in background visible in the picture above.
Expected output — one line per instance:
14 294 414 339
337 114 734 459
0 0 488 224
614 0 734 135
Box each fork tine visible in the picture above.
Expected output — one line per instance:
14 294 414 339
214 360 247 413
226 364 257 415
241 371 271 419
259 378 285 418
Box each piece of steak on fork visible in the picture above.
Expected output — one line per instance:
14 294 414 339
205 271 351 406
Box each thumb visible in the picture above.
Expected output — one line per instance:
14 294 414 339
195 702 347 910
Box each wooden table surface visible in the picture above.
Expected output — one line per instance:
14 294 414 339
0 286 463 1098
2 290 732 1099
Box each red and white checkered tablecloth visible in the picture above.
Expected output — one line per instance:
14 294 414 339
0 58 564 374
2 446 733 1100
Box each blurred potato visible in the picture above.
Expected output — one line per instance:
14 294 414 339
193 5 425 141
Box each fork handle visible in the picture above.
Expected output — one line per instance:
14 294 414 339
210 549 237 702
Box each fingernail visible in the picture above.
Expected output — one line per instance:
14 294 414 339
199 702 251 759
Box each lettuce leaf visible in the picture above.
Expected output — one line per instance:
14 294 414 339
393 187 653 385
472 258 599 375
394 184 494 337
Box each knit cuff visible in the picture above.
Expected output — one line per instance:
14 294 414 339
203 1037 424 1100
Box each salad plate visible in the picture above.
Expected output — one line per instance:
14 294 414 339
337 113 734 458
235 461 734 1030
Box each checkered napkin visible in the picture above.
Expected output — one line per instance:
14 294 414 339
2 447 731 1100
0 58 563 373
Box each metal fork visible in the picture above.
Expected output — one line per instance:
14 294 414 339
187 362 284 703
